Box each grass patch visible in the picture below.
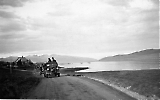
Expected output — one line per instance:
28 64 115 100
77 69 160 98
0 67 41 99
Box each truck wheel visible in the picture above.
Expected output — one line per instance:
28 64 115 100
44 74 48 78
44 74 46 77
58 73 60 77
47 74 49 78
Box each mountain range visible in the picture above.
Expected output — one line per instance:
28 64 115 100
99 49 160 62
0 49 159 63
0 54 97 63
26 54 97 63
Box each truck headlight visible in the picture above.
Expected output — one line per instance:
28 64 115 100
47 64 49 66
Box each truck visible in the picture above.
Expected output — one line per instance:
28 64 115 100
41 63 60 78
40 57 60 78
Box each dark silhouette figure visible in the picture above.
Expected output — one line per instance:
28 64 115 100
52 57 58 67
48 58 52 62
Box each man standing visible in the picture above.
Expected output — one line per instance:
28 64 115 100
48 58 52 62
52 57 58 65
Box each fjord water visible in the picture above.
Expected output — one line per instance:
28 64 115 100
62 61 159 72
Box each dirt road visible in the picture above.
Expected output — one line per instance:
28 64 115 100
23 76 136 100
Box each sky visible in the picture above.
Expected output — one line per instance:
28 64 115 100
0 0 159 59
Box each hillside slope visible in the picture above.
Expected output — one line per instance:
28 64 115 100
0 56 18 62
99 49 160 62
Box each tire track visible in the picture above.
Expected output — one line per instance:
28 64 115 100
24 76 136 100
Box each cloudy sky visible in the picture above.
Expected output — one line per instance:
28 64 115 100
0 0 159 59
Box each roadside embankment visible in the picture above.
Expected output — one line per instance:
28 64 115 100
77 69 160 100
0 68 41 99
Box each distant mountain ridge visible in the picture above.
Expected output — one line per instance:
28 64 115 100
26 54 97 63
1 49 159 63
0 54 97 63
0 56 18 62
99 49 160 62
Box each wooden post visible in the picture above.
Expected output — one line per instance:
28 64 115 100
10 62 12 74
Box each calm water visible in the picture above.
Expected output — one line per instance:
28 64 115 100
61 61 159 72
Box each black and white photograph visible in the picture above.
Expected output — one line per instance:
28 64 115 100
0 0 159 99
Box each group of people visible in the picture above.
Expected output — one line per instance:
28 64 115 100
39 57 58 75
48 57 58 65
